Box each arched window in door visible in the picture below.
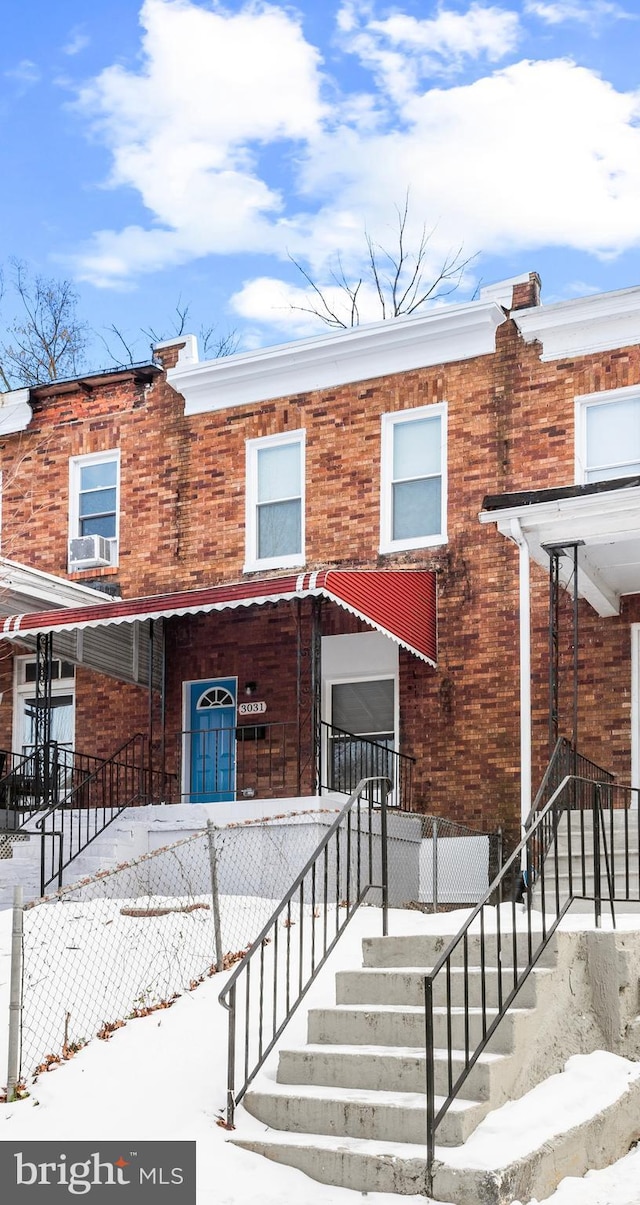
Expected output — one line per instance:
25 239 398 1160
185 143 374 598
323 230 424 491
196 687 235 710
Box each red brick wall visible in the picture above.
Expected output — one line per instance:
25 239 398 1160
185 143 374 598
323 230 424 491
1 320 640 839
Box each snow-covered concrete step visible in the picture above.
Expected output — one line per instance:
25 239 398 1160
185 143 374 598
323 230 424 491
232 1130 429 1196
276 1042 509 1102
362 932 558 969
335 965 547 1009
234 1053 640 1204
243 1078 487 1146
532 897 640 916
307 1002 529 1053
557 810 636 834
533 869 640 905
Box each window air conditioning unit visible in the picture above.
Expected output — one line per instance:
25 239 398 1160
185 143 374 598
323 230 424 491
68 534 113 570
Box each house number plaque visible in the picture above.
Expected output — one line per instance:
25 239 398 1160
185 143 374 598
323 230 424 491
238 700 267 715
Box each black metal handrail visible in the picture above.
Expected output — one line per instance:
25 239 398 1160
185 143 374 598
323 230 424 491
529 736 614 822
36 734 149 894
0 748 52 828
423 772 620 1192
319 721 415 808
218 775 391 1127
181 720 415 807
182 721 301 801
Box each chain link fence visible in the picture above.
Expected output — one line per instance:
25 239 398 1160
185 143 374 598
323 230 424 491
417 814 503 910
2 806 500 1093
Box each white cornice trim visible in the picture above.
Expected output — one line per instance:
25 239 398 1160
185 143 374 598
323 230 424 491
0 388 32 433
513 285 640 362
167 301 507 415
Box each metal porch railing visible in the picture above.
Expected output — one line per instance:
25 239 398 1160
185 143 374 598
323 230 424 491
320 721 415 807
181 721 414 806
32 735 177 895
423 771 627 1192
529 736 614 818
218 776 391 1127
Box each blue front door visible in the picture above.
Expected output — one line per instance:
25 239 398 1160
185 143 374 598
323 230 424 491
188 678 237 803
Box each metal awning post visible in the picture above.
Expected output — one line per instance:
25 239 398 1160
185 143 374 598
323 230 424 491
148 620 154 797
311 598 322 795
545 542 582 777
572 543 579 767
548 547 560 758
35 632 54 806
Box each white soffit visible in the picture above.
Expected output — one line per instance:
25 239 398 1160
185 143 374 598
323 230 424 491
0 558 115 615
514 285 640 362
167 300 507 415
480 485 640 618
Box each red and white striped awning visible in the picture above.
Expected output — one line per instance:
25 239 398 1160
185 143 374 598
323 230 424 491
3 569 437 666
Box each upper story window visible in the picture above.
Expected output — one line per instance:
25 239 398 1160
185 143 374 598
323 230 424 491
245 431 305 571
68 450 120 570
575 386 640 483
380 404 447 553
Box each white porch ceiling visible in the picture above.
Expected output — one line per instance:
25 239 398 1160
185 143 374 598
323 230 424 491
479 482 640 618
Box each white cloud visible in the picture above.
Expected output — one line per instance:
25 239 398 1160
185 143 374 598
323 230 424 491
4 59 41 88
524 0 633 26
230 273 405 336
335 1 520 102
67 0 640 328
70 0 326 285
63 27 91 56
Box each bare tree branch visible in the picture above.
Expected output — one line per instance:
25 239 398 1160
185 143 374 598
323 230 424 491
0 259 89 388
140 298 239 361
98 325 138 368
288 192 477 329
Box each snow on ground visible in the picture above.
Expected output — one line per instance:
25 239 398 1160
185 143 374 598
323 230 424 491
1 903 640 1205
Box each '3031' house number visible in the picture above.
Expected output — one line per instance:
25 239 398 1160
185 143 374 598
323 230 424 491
238 701 267 715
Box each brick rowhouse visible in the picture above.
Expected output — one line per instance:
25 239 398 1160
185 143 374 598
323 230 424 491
1 271 640 844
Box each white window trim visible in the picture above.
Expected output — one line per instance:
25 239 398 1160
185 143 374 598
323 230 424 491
69 449 121 566
575 384 640 485
12 654 76 755
244 429 306 572
379 403 447 554
321 632 400 799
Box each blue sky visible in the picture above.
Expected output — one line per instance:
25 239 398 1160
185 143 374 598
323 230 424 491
2 0 640 369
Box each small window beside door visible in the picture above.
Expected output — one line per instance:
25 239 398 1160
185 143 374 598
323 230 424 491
331 679 395 743
329 678 395 794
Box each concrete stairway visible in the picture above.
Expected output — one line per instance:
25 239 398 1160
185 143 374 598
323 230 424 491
0 818 142 908
534 808 640 912
232 930 571 1202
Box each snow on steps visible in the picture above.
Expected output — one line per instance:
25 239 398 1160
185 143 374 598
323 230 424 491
231 927 640 1203
0 821 140 909
234 1059 640 1204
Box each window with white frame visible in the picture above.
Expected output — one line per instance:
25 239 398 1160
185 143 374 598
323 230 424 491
69 450 120 566
380 404 447 552
576 387 640 483
245 431 305 570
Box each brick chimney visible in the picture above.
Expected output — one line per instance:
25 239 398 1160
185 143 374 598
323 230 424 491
510 272 541 311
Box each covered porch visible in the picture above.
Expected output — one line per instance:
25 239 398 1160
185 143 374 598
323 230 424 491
480 476 640 824
0 569 437 813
